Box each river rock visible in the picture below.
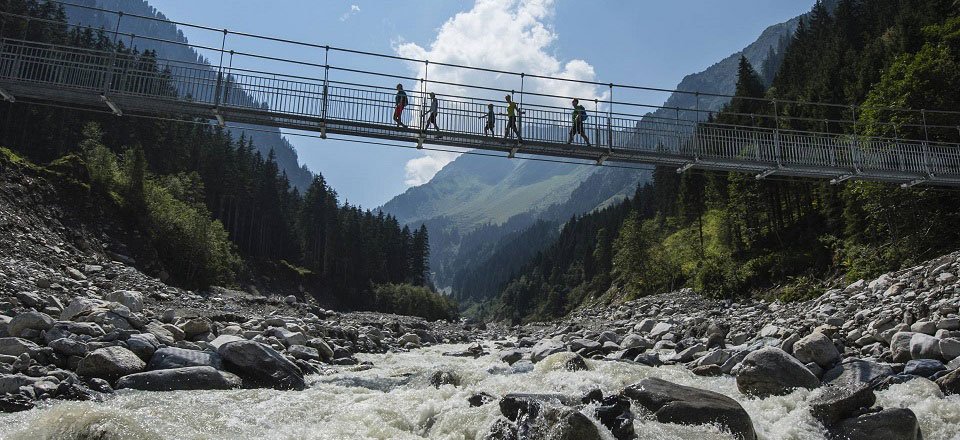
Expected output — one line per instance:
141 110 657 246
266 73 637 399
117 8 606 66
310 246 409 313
54 321 105 338
306 338 334 362
148 347 222 371
287 344 320 361
823 359 894 387
622 377 756 440
77 346 146 381
792 332 840 367
936 368 960 395
8 311 54 338
104 290 143 313
830 407 922 440
217 340 305 390
60 297 106 321
0 374 40 394
498 393 577 422
48 337 88 357
890 332 915 363
500 350 523 365
180 318 212 339
620 334 653 351
808 384 876 426
537 351 589 372
736 347 819 397
115 366 241 391
530 339 565 363
939 338 960 361
126 333 160 361
210 334 245 350
0 337 39 357
649 322 674 339
909 333 943 360
903 359 946 377
138 322 173 346
569 338 601 354
430 370 461 388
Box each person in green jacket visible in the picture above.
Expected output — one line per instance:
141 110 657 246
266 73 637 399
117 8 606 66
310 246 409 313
566 98 590 147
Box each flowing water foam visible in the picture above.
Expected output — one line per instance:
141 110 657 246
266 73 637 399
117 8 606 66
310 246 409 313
1 344 958 440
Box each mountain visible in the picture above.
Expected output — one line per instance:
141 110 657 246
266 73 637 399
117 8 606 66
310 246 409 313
382 154 646 289
62 0 314 191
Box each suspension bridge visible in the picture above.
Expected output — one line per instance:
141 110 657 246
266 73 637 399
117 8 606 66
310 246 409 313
2 2 960 187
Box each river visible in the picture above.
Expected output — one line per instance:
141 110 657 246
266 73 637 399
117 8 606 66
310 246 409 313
1 344 958 440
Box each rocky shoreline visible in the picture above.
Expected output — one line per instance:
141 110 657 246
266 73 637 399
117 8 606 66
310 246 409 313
468 251 960 439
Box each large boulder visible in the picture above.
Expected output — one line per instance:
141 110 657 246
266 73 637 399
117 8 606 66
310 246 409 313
622 377 756 440
830 408 922 440
808 384 876 426
8 311 54 337
530 339 566 363
909 333 943 360
792 332 840 368
890 332 915 363
104 290 144 313
148 347 223 371
823 359 894 387
217 340 305 390
77 346 146 381
0 337 39 357
736 347 819 397
116 366 241 391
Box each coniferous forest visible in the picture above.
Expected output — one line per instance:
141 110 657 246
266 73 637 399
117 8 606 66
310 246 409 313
0 0 454 319
474 0 960 322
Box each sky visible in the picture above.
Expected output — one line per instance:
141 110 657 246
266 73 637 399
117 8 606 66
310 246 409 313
145 0 815 208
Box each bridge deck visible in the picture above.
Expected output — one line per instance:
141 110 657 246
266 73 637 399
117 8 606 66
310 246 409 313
1 37 959 186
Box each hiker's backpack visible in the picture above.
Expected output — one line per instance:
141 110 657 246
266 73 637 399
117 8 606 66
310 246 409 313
577 105 589 122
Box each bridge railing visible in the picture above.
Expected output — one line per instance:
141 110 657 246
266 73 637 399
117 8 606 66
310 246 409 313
5 36 960 184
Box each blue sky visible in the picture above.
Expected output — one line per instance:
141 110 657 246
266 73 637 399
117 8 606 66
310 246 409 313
147 0 814 208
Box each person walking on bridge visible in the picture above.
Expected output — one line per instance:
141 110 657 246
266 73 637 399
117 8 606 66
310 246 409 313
421 92 443 139
566 98 590 147
503 94 523 143
393 83 409 128
479 103 496 136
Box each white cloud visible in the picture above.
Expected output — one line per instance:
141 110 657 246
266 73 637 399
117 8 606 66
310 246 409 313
340 4 361 22
404 150 461 186
395 0 603 187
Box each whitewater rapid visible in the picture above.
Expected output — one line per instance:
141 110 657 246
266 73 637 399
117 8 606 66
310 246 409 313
1 344 958 440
